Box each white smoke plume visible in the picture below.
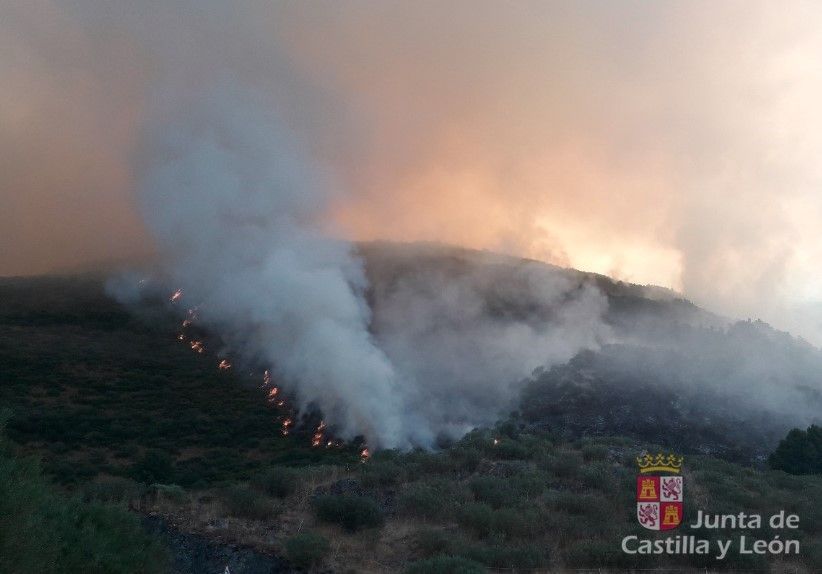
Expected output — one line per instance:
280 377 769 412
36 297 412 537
133 84 421 448
129 85 610 447
364 243 611 439
88 2 610 448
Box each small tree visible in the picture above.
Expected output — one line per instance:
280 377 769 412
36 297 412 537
769 425 822 474
285 532 329 569
313 494 384 531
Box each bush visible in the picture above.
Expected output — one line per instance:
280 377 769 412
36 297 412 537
0 435 168 573
285 532 329 569
546 490 606 516
222 486 277 520
540 450 582 479
414 528 453 557
360 460 405 487
457 503 494 538
456 542 547 569
769 425 822 474
82 476 143 504
313 494 384 531
405 555 486 574
252 467 297 498
399 484 449 520
491 507 542 539
581 443 609 461
129 449 175 484
150 483 188 504
448 447 482 473
469 476 514 508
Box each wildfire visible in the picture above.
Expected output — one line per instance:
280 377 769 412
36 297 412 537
167 305 350 450
360 448 370 462
311 420 327 447
169 288 183 303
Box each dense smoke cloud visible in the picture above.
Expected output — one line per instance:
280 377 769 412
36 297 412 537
81 1 609 446
134 84 422 448
3 0 822 351
364 243 611 439
3 1 822 344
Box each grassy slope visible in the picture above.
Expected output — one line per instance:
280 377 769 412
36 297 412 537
0 421 168 573
136 429 822 572
2 274 822 572
0 275 359 489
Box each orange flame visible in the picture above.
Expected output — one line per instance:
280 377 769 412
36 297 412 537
217 359 231 370
190 340 205 353
170 289 183 303
311 420 327 447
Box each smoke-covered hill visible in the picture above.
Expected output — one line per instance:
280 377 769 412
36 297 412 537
12 241 821 461
360 241 822 461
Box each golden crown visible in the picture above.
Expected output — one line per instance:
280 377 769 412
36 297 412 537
636 453 683 474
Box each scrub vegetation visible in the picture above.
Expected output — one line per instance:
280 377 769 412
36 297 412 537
3 275 822 572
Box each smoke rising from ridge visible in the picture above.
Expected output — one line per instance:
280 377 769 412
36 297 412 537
4 1 822 445
130 85 610 446
3 1 822 345
135 84 423 448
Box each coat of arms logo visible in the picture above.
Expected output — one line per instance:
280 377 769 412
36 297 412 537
635 453 683 530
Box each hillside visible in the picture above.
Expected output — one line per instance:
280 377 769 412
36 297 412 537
362 242 822 461
2 243 822 571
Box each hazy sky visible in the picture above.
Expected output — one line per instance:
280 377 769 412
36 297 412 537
2 0 822 341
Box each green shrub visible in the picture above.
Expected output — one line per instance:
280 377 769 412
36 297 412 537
398 486 438 519
82 476 143 504
546 490 606 516
285 531 330 569
579 462 614 490
313 494 384 531
150 483 188 504
540 450 582 479
405 555 486 574
456 542 547 569
581 443 609 461
448 447 482 472
129 449 175 484
0 436 168 573
769 425 822 474
222 486 277 520
252 466 297 498
469 476 514 508
457 503 495 538
360 460 405 487
489 439 531 460
491 507 543 539
414 528 453 557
